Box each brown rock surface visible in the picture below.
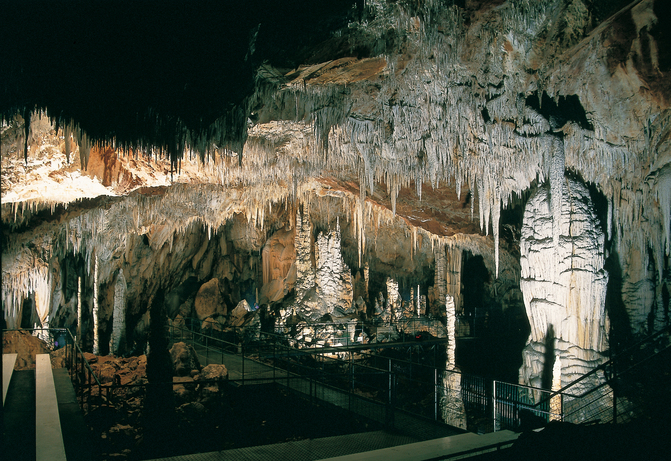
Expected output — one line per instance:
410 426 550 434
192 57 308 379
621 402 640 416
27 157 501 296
198 363 228 381
2 330 51 369
194 278 224 320
169 342 201 377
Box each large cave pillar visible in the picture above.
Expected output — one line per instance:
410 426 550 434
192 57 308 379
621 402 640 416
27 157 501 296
519 172 609 396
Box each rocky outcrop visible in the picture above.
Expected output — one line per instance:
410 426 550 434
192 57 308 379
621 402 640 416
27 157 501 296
260 226 296 304
228 300 251 327
314 220 354 317
281 212 354 324
194 278 224 321
169 342 201 377
519 174 609 391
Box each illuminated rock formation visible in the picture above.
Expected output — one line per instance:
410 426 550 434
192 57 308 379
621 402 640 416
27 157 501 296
1 0 669 391
519 174 609 391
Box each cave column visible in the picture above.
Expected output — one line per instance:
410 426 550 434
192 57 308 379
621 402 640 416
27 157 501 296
442 294 466 429
519 161 609 405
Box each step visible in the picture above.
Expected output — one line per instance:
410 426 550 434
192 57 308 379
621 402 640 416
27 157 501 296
35 354 67 461
3 352 18 404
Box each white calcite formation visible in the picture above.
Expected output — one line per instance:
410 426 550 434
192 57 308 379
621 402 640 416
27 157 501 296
293 207 316 305
109 270 127 356
276 207 361 328
441 294 465 429
385 277 401 324
314 219 354 317
519 173 609 391
2 1 669 397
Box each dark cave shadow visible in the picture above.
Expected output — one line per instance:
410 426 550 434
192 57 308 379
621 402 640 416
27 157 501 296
541 324 555 392
604 248 632 355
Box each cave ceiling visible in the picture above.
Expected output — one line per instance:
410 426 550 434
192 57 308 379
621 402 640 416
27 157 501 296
1 0 670 331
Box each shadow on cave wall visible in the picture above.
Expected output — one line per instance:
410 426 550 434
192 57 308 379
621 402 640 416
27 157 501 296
541 324 556 391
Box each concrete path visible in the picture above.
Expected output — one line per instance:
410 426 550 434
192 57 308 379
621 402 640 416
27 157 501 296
2 369 37 460
317 430 520 460
3 352 18 404
35 354 67 461
144 430 419 461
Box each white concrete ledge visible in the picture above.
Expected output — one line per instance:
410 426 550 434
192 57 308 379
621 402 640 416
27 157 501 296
35 354 67 461
317 430 520 461
3 353 18 405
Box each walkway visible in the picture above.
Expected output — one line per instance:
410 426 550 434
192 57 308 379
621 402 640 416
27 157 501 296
3 352 18 404
185 340 462 441
145 431 419 461
1 353 93 461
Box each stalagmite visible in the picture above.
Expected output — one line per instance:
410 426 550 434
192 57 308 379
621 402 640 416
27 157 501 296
110 271 126 355
92 255 99 355
77 276 82 346
442 293 466 430
386 277 400 324
446 295 456 366
550 356 562 421
416 284 420 316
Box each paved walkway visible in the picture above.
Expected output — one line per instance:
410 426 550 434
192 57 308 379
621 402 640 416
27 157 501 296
3 369 37 461
53 368 95 461
145 430 419 461
1 359 93 461
35 354 67 461
3 353 18 404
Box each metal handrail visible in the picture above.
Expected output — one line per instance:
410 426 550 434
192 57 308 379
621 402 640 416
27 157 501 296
533 324 671 407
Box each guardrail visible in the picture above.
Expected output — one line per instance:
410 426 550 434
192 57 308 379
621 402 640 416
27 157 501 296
2 327 104 413
168 319 488 432
491 324 671 430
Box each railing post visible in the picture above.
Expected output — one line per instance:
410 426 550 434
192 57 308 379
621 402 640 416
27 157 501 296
388 358 392 405
434 368 438 421
242 342 245 386
493 380 497 432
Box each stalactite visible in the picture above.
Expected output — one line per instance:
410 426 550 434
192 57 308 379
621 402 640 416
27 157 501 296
445 244 462 313
416 284 421 316
434 244 447 313
550 136 565 253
